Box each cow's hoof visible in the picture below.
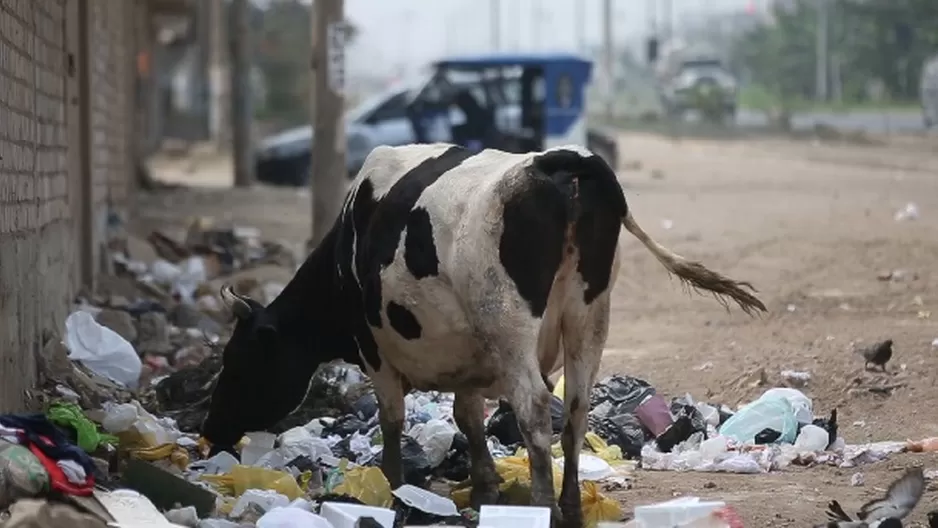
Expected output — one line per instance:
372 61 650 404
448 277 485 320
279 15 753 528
469 485 499 509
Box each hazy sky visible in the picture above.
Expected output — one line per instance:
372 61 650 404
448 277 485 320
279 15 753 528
343 0 762 77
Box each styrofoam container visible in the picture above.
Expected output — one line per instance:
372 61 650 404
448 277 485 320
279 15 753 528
392 484 458 516
320 502 396 528
478 505 551 528
633 497 725 527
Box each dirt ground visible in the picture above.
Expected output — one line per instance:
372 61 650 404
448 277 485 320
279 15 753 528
142 133 938 526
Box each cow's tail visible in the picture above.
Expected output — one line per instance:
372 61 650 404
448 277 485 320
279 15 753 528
622 211 767 315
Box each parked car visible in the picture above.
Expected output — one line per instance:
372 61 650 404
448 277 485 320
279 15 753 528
256 53 620 186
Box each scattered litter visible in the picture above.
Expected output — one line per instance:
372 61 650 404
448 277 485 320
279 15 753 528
779 370 810 388
894 202 919 221
850 472 864 486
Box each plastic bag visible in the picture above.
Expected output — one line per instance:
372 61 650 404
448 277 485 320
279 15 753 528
410 419 456 467
590 375 655 413
0 440 49 508
231 489 290 517
718 397 798 445
582 481 622 527
331 465 393 508
100 401 179 448
46 402 118 452
64 311 142 389
202 465 304 500
758 388 812 424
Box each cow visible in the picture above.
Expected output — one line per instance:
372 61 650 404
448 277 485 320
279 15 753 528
201 143 765 526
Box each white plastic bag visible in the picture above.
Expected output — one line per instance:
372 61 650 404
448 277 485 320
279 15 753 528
411 419 456 467
278 427 333 463
231 489 289 518
101 401 179 446
64 311 142 389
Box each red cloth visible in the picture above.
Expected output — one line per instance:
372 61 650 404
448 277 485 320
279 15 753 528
27 435 95 496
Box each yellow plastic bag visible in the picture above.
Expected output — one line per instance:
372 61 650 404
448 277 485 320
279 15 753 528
584 432 624 463
201 465 304 500
332 466 393 508
452 455 564 509
452 454 622 526
581 480 622 527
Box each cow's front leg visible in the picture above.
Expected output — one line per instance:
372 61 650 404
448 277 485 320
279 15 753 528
370 366 406 488
454 391 501 507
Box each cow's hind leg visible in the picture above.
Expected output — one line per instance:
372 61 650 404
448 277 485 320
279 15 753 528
558 290 611 528
369 366 407 488
454 391 501 507
502 352 557 514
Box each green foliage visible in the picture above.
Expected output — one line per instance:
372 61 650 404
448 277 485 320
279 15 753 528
732 0 938 106
254 0 359 124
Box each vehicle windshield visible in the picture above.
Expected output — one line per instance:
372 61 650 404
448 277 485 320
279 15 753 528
346 75 429 123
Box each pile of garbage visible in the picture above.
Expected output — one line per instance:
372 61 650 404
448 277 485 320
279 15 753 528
6 217 938 528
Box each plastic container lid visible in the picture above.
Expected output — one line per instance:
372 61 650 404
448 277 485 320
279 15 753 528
320 502 396 528
479 505 551 528
392 484 458 517
633 497 726 527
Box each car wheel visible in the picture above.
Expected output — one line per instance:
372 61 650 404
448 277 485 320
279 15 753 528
291 155 312 187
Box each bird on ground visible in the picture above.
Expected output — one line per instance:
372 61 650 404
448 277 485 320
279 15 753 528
856 339 893 372
813 467 924 528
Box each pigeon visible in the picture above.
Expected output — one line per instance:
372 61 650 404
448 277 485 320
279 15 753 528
814 467 924 528
857 339 893 372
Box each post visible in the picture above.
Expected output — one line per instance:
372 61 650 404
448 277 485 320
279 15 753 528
815 0 829 101
574 2 585 52
602 0 614 119
662 0 672 42
230 0 254 187
490 0 501 51
309 0 348 247
209 0 230 147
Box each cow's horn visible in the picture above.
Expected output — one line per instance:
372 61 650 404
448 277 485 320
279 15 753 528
220 284 253 320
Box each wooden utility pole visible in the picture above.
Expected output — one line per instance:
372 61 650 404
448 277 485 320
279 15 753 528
309 0 347 247
209 0 229 148
602 0 614 118
490 0 501 51
230 0 254 187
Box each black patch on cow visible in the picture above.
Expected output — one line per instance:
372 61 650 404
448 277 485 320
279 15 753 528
361 146 474 327
404 207 439 279
531 149 627 305
386 301 422 340
499 176 568 318
334 179 383 370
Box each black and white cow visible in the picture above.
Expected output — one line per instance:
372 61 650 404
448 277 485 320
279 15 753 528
202 143 765 526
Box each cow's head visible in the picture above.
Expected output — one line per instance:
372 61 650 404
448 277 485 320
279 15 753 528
200 285 316 450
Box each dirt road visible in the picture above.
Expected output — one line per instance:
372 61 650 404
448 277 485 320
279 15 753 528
142 134 938 525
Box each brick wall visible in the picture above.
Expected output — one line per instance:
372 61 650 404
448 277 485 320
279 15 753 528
0 0 138 411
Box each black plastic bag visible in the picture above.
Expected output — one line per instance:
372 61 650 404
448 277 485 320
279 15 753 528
589 375 655 414
485 396 565 446
669 397 707 437
655 415 698 453
401 436 432 486
754 428 782 444
812 408 838 449
591 412 647 460
434 432 471 481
